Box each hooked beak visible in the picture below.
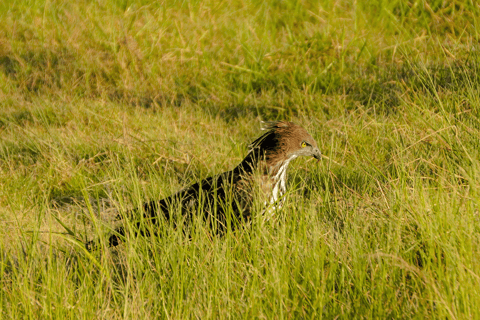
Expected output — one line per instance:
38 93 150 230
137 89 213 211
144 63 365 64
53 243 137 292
312 148 322 161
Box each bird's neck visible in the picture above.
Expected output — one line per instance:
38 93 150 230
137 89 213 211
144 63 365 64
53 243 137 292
268 155 297 205
237 149 297 211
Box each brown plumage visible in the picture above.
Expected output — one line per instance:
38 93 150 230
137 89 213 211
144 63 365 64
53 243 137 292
86 121 321 251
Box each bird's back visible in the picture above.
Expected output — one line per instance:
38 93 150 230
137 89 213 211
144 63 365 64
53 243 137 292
96 167 255 249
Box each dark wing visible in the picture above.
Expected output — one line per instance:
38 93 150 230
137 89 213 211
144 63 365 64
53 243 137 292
86 169 253 251
142 169 254 231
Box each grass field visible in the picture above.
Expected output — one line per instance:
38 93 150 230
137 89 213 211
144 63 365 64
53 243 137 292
1 0 480 318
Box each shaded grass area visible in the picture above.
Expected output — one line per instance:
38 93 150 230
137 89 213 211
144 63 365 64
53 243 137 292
1 0 480 318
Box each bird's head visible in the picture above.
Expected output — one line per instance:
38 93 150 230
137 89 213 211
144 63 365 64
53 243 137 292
246 121 321 173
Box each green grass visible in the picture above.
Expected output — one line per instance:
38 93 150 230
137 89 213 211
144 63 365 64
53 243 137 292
1 0 480 318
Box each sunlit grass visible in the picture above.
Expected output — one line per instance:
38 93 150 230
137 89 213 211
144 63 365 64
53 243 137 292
1 0 480 318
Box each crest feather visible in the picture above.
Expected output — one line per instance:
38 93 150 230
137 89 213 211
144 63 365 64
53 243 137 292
249 121 283 149
260 121 289 131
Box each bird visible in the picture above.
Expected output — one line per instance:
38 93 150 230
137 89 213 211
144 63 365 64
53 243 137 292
86 121 321 251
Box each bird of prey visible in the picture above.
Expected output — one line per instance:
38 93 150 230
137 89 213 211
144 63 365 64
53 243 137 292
86 121 321 251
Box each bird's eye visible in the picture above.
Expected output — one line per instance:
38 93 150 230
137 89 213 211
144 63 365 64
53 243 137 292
301 141 307 148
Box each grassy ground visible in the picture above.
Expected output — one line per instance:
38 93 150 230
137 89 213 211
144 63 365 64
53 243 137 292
1 0 480 318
